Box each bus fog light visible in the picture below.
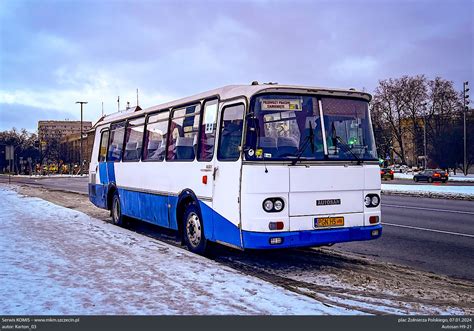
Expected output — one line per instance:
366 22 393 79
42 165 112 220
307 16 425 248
371 230 380 237
364 196 371 207
263 199 274 212
369 216 379 224
274 200 283 211
269 237 283 245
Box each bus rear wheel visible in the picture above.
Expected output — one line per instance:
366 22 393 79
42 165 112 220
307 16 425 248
183 203 208 255
111 192 125 226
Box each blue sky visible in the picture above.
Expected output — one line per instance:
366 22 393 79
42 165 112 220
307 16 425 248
0 0 472 132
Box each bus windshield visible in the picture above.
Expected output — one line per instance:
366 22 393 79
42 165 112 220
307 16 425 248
245 94 378 162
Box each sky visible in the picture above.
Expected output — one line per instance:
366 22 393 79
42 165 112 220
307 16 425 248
0 0 472 132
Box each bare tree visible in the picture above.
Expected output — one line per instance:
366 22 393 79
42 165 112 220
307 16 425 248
427 77 465 171
372 77 410 165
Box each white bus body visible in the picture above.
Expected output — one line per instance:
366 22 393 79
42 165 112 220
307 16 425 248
88 84 382 253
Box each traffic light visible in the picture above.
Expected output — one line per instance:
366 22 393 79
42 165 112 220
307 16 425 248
464 81 470 111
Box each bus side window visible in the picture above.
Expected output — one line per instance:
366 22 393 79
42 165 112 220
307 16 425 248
123 117 145 162
167 104 200 161
98 130 109 162
198 99 218 162
143 111 169 161
107 121 126 162
218 104 244 161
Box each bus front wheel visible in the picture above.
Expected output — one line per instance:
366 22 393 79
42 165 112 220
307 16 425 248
183 203 208 255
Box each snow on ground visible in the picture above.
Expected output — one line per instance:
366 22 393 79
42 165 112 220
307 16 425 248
394 173 474 182
0 187 356 315
382 183 474 199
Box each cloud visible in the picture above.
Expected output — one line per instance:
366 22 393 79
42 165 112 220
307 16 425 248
0 0 472 131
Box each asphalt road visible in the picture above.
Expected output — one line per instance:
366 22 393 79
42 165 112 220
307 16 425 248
1 174 473 281
328 195 474 281
0 175 88 194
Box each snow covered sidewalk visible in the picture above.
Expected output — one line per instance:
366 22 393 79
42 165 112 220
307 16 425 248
382 184 474 199
394 173 474 183
0 187 353 315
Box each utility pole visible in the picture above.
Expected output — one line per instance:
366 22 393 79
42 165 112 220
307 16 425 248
76 101 88 176
463 82 470 176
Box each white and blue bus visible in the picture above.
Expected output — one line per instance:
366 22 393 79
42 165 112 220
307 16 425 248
88 83 382 254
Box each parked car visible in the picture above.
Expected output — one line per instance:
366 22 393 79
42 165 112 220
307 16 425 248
413 169 448 183
391 164 409 173
380 168 394 180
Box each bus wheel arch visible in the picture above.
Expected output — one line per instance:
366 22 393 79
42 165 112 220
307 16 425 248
107 184 117 211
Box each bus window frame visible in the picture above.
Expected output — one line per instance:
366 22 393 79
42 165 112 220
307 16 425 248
166 102 202 162
122 116 146 163
98 128 110 162
197 97 220 162
142 109 171 162
217 102 246 162
106 120 127 162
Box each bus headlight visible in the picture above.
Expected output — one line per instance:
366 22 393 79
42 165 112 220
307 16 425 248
364 194 380 208
274 200 283 211
371 195 380 207
364 196 372 207
262 198 285 213
263 199 274 212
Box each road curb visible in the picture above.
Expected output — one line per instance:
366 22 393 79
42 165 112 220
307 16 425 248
382 190 474 201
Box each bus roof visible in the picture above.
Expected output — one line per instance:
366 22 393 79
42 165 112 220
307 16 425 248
93 83 372 128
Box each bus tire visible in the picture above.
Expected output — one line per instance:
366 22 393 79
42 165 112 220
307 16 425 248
183 202 208 255
111 191 125 227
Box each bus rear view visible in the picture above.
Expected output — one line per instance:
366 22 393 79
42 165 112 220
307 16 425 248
240 92 382 249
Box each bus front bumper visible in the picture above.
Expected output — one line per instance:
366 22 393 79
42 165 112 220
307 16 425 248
241 224 382 249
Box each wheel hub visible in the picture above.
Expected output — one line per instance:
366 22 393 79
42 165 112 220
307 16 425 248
186 213 201 248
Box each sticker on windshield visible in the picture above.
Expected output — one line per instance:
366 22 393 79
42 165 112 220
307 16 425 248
261 99 302 111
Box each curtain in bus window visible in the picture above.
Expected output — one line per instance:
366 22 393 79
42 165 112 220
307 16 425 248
198 99 218 161
167 104 200 161
218 104 244 161
107 122 126 162
123 117 145 161
143 112 169 161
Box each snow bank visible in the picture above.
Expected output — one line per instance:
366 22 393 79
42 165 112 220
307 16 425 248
382 184 474 199
0 187 354 315
394 173 474 182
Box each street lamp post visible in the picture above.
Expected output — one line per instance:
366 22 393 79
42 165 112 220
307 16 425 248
463 82 469 176
75 101 88 176
422 102 428 169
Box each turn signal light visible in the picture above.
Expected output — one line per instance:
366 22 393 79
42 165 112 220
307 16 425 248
369 216 379 224
269 221 284 230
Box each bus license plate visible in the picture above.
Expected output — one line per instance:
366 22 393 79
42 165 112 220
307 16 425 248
314 217 344 228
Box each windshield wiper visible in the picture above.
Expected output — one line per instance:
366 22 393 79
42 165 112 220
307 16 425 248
334 136 362 165
291 121 315 165
330 122 362 165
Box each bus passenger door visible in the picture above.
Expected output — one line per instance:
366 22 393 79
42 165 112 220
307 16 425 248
210 100 246 249
89 128 109 209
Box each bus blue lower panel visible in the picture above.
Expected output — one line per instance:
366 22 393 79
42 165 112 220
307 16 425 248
89 183 380 250
241 224 382 249
118 188 172 229
89 183 108 209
